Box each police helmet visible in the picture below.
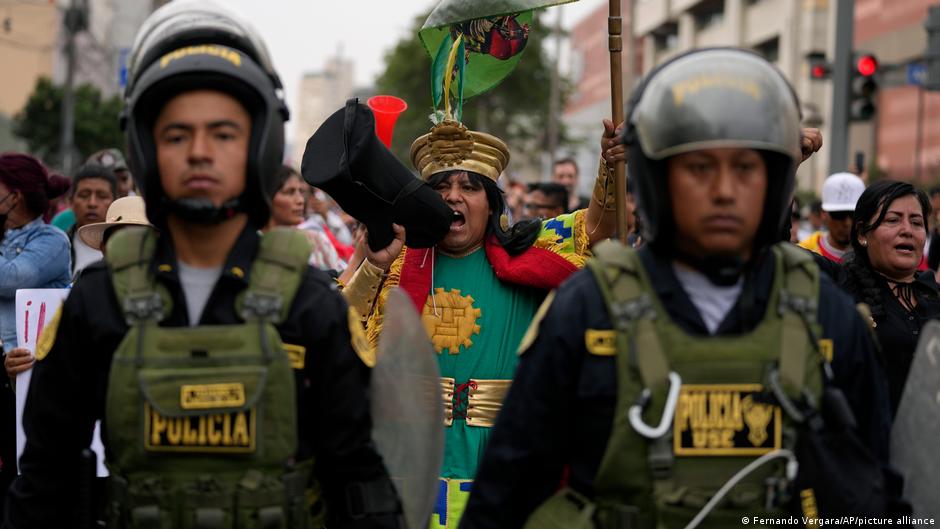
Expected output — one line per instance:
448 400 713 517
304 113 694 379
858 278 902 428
624 48 802 254
122 0 288 229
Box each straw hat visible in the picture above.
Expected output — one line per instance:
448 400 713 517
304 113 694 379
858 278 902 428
78 196 153 250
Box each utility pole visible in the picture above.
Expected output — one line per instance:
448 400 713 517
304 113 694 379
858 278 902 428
828 0 854 175
59 0 87 174
546 6 564 172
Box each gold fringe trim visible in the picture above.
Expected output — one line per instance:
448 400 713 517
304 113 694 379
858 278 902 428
573 208 592 262
531 210 591 269
365 249 406 348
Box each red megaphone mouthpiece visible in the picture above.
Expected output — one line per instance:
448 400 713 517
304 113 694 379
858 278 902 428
367 95 408 148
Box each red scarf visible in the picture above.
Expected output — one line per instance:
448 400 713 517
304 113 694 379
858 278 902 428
399 236 579 311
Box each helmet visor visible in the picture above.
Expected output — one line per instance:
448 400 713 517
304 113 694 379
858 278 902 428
632 50 802 162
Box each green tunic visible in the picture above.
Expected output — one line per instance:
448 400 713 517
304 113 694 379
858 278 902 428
427 247 542 529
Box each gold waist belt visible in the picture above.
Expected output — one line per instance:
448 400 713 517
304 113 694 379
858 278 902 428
440 377 512 428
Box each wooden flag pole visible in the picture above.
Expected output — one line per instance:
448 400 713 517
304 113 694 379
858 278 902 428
608 0 628 243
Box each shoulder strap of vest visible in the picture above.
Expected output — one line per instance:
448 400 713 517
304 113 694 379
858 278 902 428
106 227 170 322
773 242 823 399
237 227 313 324
590 241 676 501
588 241 671 399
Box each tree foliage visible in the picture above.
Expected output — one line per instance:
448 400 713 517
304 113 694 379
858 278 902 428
375 11 570 172
13 77 123 168
0 113 27 153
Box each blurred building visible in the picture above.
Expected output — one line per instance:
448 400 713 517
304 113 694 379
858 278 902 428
56 0 156 99
289 55 355 167
0 0 159 153
631 0 832 192
561 0 641 200
0 2 59 120
854 0 940 182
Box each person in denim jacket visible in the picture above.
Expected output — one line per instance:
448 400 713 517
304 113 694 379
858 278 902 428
0 154 71 355
0 153 71 517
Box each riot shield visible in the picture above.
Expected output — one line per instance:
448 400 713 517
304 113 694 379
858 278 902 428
372 288 444 528
890 320 940 519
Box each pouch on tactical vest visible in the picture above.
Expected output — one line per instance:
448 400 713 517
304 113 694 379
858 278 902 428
103 227 322 529
524 242 879 529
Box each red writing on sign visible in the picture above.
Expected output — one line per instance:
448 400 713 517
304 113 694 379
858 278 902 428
22 300 47 345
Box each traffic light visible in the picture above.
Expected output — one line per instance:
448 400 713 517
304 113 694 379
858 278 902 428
927 5 940 91
807 52 831 80
850 53 878 121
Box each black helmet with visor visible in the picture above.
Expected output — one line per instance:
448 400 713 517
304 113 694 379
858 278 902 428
122 0 289 229
624 48 802 262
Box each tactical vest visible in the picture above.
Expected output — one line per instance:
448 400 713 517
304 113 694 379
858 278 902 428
525 242 826 529
103 227 321 529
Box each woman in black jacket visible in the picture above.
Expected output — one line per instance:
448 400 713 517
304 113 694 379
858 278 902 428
824 180 940 415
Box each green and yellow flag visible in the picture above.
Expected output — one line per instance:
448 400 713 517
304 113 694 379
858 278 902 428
420 0 576 120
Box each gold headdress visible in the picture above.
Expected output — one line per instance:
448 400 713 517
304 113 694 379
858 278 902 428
410 120 510 182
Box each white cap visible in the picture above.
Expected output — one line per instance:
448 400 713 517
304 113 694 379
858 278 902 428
821 172 865 212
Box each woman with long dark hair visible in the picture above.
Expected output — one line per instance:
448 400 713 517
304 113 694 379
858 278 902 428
0 153 71 514
838 180 940 414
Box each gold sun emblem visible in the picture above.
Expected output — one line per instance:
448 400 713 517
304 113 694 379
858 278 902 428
421 288 482 354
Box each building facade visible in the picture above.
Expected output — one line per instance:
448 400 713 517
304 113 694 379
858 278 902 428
630 0 832 192
55 0 156 99
561 0 640 200
0 0 159 153
855 0 940 182
0 2 58 119
288 55 355 167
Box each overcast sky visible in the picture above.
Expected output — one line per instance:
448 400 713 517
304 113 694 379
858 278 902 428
224 0 606 115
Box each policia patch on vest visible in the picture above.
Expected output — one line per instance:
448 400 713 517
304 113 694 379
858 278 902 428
673 384 781 456
144 403 256 454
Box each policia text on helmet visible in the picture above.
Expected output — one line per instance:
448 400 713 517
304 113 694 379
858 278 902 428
4 1 403 528
458 47 895 529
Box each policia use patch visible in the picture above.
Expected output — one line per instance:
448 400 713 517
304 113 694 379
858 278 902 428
673 384 781 456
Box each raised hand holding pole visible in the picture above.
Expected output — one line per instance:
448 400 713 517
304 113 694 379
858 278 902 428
608 0 628 243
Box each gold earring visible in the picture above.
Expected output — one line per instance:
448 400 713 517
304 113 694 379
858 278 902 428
500 213 510 231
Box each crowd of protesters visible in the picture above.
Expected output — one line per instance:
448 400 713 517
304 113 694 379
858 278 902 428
4 145 939 406
2 0 935 524
1 101 939 528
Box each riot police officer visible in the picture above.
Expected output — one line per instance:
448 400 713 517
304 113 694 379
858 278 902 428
4 2 402 528
460 48 895 529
